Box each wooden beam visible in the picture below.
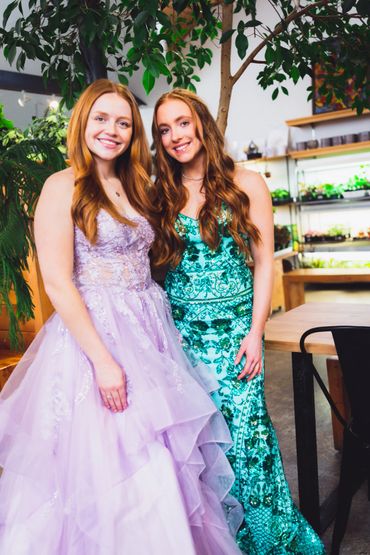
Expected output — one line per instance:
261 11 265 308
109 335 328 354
0 69 60 95
0 70 146 106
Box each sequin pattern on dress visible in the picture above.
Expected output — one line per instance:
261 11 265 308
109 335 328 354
165 213 326 555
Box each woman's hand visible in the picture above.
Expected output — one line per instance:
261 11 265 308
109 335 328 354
235 330 263 381
95 360 128 412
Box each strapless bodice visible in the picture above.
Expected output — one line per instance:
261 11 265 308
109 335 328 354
73 210 154 292
165 213 253 304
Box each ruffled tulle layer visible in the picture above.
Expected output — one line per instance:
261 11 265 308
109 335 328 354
0 282 243 554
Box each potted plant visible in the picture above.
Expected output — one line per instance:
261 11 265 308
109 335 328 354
274 224 291 251
324 225 349 242
24 106 69 155
271 188 292 206
303 230 326 243
342 175 370 198
299 184 317 202
315 183 342 200
0 108 65 349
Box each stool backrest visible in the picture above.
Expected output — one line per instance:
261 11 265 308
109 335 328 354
300 325 370 443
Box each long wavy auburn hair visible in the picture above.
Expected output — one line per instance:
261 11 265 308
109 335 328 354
151 88 260 268
68 79 156 243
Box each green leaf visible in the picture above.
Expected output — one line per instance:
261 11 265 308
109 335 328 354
281 86 289 95
16 51 26 71
245 19 262 27
134 11 149 29
272 87 279 100
290 65 300 84
3 1 17 27
143 68 155 94
342 0 356 12
157 11 170 27
265 45 275 64
7 43 17 65
127 47 140 63
118 73 129 85
173 0 189 13
144 0 159 17
357 0 370 16
235 33 248 59
166 51 174 64
220 29 235 44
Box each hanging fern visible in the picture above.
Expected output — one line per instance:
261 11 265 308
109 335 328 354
0 139 66 350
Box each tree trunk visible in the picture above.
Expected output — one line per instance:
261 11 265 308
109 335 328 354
79 38 108 83
216 2 234 135
78 0 108 83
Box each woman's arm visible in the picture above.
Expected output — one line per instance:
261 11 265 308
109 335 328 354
234 168 274 380
34 169 127 411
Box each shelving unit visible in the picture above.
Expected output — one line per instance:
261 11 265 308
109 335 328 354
294 149 370 264
290 140 370 159
286 108 370 127
240 154 287 164
240 108 370 271
296 196 370 210
302 239 370 253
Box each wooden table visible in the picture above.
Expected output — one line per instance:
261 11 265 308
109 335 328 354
283 269 370 311
265 302 370 533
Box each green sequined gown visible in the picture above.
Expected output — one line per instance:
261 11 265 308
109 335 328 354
165 214 325 555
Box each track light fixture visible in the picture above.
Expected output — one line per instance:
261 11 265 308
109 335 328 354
17 90 31 107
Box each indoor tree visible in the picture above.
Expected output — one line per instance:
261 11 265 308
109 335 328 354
1 1 369 133
0 113 65 349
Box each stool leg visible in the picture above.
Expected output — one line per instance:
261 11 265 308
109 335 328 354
331 430 366 554
326 357 351 451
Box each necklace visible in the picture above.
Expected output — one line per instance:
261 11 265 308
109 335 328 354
182 173 204 181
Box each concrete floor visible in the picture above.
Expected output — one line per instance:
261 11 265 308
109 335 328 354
265 284 370 554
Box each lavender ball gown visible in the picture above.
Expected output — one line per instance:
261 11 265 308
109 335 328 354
0 210 244 555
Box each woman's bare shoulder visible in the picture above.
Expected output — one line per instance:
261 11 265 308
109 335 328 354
36 167 75 214
42 167 75 194
234 166 270 201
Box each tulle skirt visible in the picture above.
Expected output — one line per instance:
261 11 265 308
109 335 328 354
0 282 243 554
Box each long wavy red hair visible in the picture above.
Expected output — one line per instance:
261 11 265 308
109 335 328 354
151 88 260 268
68 79 156 243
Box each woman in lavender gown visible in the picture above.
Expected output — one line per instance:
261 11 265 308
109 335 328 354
0 79 243 555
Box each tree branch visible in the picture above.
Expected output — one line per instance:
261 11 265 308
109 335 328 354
216 1 234 133
219 2 232 82
266 0 285 23
231 0 331 86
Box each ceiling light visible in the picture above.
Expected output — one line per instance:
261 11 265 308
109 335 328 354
17 90 31 107
48 94 60 110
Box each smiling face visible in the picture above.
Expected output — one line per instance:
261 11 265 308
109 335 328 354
156 99 204 164
84 92 133 163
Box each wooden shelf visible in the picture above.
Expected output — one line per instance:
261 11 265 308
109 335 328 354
238 155 287 164
302 239 370 252
296 196 370 208
286 109 370 127
289 140 370 159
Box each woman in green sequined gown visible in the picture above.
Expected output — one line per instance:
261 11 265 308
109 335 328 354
152 89 325 555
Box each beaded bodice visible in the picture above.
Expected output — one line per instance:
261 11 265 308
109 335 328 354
73 210 154 292
165 213 253 304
